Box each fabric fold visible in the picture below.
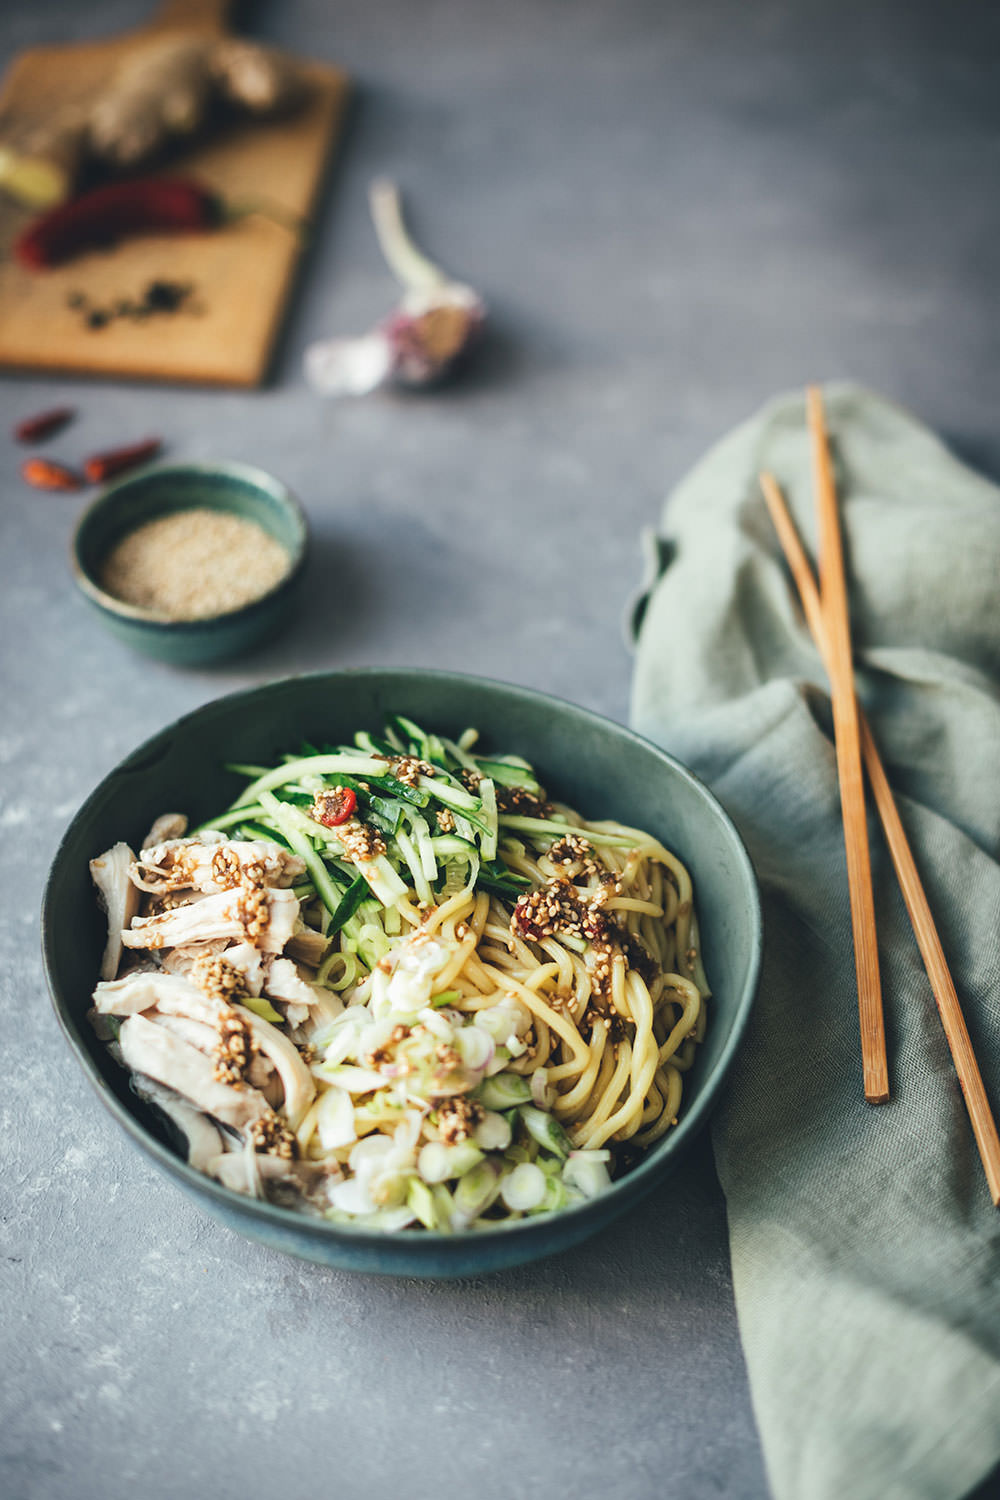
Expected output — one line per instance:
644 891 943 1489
630 384 1000 1500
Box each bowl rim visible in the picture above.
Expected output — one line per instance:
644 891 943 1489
41 667 762 1255
71 459 309 630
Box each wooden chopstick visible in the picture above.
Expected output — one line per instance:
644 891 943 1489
804 386 889 1103
760 469 1000 1201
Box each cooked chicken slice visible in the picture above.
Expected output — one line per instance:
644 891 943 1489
150 1011 222 1054
121 885 299 954
285 922 329 968
93 969 203 1016
131 1074 224 1172
207 1146 340 1204
217 941 265 996
90 843 141 981
119 1014 271 1132
131 838 306 895
233 1003 315 1130
264 956 343 1027
248 1054 276 1092
158 939 230 978
206 1139 262 1197
141 812 188 851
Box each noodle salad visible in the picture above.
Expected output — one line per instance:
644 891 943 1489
88 716 709 1232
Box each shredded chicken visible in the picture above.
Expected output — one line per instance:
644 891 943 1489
132 1074 225 1172
141 812 188 850
232 1004 314 1130
90 822 331 1205
118 1014 271 1131
131 838 306 895
121 884 299 954
90 843 140 981
285 922 329 968
264 956 343 1027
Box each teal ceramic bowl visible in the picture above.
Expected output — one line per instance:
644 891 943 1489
41 669 761 1277
72 461 308 665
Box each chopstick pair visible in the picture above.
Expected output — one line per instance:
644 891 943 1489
759 387 1000 1204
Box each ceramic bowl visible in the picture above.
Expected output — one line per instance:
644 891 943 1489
41 669 761 1277
72 460 308 665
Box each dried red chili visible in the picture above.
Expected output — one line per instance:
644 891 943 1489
15 177 300 270
15 180 225 270
21 458 83 492
313 787 358 827
83 439 162 484
14 406 76 444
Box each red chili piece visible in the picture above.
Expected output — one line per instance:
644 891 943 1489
315 787 358 828
14 179 224 270
21 458 83 492
14 406 76 444
83 439 162 484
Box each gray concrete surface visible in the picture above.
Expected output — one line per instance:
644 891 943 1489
3 2 1000 1497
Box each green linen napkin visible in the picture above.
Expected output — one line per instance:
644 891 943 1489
629 384 1000 1500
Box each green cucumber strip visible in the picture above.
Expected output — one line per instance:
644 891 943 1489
354 730 398 757
235 819 294 849
192 804 268 834
329 875 375 933
231 753 388 809
477 872 533 900
387 714 427 755
497 815 637 849
394 826 432 907
257 791 345 916
418 774 480 813
473 758 541 791
439 735 480 774
409 813 439 884
429 834 478 857
478 777 498 861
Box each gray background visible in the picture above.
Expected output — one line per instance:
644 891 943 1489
3 2 999 1497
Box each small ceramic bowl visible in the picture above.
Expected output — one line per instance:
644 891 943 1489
42 669 762 1277
72 460 308 665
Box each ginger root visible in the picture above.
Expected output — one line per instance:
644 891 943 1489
88 36 216 169
210 38 306 116
0 33 308 208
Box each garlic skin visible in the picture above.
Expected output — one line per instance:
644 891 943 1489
305 179 485 397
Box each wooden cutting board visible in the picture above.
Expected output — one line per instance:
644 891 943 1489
0 0 349 386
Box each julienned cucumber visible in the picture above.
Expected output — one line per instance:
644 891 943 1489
205 715 580 934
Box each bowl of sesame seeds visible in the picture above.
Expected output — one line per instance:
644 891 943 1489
72 460 308 664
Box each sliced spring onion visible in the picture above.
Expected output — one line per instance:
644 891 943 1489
500 1161 547 1212
316 1085 357 1150
519 1104 571 1159
562 1154 613 1200
476 1072 533 1109
241 994 285 1025
473 1110 512 1151
418 1140 483 1183
407 1176 437 1229
453 1160 500 1219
